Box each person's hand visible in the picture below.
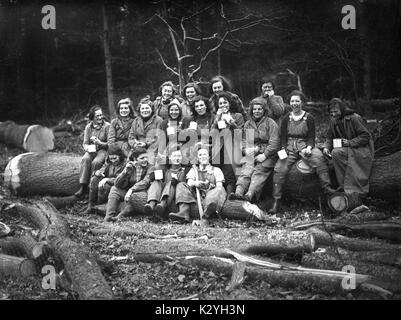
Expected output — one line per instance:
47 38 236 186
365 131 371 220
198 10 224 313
216 108 223 116
98 178 109 189
135 141 146 148
126 161 136 170
255 153 267 163
301 146 312 157
322 148 332 158
124 189 133 202
342 139 350 147
94 170 104 178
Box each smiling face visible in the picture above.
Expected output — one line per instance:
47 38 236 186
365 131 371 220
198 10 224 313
139 103 152 118
290 95 303 114
218 97 230 114
194 100 207 115
94 108 103 124
212 81 223 94
261 82 274 97
162 85 173 100
252 104 264 119
197 148 209 166
119 103 131 117
136 153 148 167
329 104 342 121
185 87 196 101
169 150 182 165
169 104 180 120
109 154 120 165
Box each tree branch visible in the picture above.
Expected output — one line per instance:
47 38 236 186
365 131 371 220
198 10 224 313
155 48 180 76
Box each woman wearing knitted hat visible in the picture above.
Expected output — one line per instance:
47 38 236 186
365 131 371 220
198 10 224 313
108 98 135 157
229 97 280 203
83 143 126 215
322 98 374 195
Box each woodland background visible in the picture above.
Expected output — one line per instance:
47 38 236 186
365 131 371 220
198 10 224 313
0 0 399 122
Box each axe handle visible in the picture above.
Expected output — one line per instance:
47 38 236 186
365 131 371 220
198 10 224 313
192 164 204 220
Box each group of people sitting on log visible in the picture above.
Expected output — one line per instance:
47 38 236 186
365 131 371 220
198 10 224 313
74 75 374 225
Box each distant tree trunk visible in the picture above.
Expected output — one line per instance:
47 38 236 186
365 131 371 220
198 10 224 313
102 4 115 118
359 1 372 115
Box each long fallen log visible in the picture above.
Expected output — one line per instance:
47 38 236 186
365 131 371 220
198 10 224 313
285 151 401 201
4 152 81 196
308 227 401 252
5 200 113 300
4 151 400 204
291 221 401 243
0 253 37 278
0 120 54 152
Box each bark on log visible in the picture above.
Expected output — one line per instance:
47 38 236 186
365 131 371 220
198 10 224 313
0 253 37 278
0 120 54 152
285 152 401 201
0 233 38 259
308 227 401 252
4 152 81 196
6 200 113 300
45 195 80 209
293 221 401 243
180 255 375 295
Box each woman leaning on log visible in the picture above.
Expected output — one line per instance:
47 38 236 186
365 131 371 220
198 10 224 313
128 96 163 165
269 91 335 214
210 91 245 195
144 145 189 219
322 98 374 195
75 105 110 198
169 146 226 226
107 98 135 157
229 97 280 203
84 143 126 215
104 147 154 222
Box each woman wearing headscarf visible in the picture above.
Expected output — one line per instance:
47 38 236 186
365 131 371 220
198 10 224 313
75 105 110 198
108 98 135 157
128 96 163 165
230 97 280 203
269 90 335 214
322 98 374 195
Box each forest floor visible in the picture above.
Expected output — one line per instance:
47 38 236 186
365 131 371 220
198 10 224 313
1 114 401 301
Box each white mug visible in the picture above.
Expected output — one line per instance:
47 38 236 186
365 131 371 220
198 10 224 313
217 120 227 129
171 173 178 180
167 126 176 135
189 122 198 130
277 149 288 160
333 139 342 148
154 170 164 180
87 144 96 153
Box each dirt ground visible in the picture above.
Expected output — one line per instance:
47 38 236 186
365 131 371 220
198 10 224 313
1 116 401 301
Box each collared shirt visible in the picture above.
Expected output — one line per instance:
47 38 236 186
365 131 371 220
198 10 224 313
186 164 224 185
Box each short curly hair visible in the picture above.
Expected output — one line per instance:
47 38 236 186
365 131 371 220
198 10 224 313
88 105 103 121
189 96 211 116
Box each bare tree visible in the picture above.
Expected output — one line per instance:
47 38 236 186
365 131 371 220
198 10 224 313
145 0 285 91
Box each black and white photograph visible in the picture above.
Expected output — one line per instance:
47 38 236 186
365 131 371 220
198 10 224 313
0 0 400 306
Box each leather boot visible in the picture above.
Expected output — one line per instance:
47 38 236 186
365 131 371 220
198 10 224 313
225 184 234 197
74 184 88 198
144 200 157 215
317 170 335 196
203 203 217 219
84 188 97 214
268 183 283 214
244 191 255 203
169 203 190 222
116 203 135 220
229 185 245 200
155 199 168 219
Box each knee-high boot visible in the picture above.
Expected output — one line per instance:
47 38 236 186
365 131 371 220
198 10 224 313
317 169 335 196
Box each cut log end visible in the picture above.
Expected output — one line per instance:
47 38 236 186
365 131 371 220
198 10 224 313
3 152 33 194
24 125 54 152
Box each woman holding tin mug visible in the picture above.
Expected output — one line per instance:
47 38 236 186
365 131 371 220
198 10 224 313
75 105 110 198
269 91 335 214
322 98 374 195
